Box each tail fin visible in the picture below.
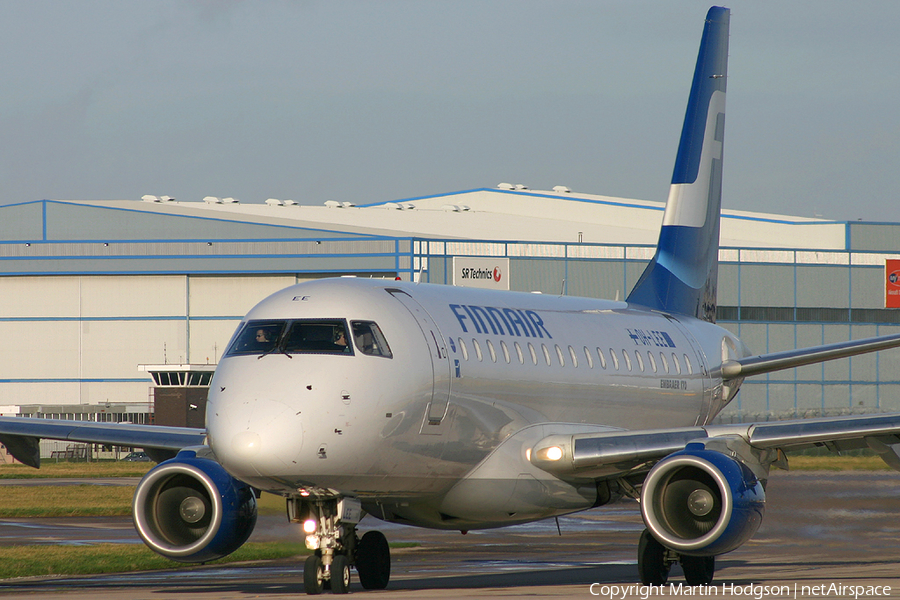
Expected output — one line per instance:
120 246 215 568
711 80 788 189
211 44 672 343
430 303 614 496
626 6 730 323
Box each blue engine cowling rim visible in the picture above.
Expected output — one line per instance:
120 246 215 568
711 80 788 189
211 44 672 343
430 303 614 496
640 447 765 556
132 449 257 563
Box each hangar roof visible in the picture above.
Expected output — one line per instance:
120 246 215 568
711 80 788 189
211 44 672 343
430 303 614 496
2 186 895 252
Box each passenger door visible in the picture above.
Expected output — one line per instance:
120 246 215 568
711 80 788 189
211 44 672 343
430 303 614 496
386 289 452 434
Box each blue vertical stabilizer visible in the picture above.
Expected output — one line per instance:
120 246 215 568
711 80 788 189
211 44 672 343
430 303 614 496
626 7 730 322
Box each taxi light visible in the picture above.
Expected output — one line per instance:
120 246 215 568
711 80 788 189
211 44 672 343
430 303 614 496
303 519 317 534
542 446 564 461
305 534 320 550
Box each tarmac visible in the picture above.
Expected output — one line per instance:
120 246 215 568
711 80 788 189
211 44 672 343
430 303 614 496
0 470 899 599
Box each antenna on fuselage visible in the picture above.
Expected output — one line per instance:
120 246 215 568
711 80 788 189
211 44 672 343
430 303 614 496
416 260 425 284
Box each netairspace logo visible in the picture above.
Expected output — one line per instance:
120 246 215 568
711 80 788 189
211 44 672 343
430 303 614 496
588 582 892 599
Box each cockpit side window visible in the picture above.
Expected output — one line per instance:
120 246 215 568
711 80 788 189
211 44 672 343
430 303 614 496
350 321 393 358
225 319 352 356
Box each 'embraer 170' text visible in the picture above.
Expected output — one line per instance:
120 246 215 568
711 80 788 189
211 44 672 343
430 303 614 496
450 304 552 339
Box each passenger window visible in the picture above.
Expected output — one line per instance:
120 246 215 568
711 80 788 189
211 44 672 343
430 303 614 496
660 352 669 373
622 350 632 371
513 342 524 364
609 348 619 370
569 346 578 368
541 344 552 366
596 348 607 369
647 351 657 373
528 343 538 365
350 321 392 358
683 354 693 375
555 345 566 367
500 340 511 364
459 338 469 361
634 350 644 372
672 352 681 374
472 339 483 362
486 340 497 363
583 346 593 369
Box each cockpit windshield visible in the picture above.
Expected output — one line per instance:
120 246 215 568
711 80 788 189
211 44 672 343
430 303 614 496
226 319 353 357
225 319 392 358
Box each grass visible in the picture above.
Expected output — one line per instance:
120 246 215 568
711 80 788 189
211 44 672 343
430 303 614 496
0 542 309 580
785 454 891 471
0 461 153 479
0 483 286 518
0 485 135 517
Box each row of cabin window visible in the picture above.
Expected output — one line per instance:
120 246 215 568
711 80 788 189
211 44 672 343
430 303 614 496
456 338 694 375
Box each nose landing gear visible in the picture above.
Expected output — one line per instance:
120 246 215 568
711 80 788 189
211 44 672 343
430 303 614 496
289 496 391 595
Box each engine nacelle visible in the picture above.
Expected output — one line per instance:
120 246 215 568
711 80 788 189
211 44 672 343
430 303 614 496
640 444 765 556
133 450 258 563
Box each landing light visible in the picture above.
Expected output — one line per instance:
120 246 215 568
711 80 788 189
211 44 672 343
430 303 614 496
303 519 317 534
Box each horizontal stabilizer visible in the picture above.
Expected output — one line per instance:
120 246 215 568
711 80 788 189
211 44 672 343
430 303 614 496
720 332 900 380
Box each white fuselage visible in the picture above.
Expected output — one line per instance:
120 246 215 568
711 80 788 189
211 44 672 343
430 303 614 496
206 278 746 529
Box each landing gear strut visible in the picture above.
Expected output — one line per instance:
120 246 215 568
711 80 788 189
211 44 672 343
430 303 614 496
289 496 391 595
637 529 715 586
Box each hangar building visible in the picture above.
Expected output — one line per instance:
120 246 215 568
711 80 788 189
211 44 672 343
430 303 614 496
1 186 899 430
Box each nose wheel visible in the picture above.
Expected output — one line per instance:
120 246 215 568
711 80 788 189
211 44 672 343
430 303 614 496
355 530 391 589
301 529 391 595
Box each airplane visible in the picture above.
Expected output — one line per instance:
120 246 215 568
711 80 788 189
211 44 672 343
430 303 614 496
4 5 900 594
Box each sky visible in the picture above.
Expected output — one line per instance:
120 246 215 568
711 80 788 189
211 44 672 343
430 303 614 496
1 1 898 222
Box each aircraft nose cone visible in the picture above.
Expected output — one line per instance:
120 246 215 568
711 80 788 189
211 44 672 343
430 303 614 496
208 397 302 478
231 430 262 460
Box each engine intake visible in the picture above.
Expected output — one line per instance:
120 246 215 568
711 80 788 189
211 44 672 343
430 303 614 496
640 444 765 556
133 450 257 563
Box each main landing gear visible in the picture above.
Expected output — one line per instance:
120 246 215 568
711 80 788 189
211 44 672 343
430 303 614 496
638 529 715 586
289 496 391 595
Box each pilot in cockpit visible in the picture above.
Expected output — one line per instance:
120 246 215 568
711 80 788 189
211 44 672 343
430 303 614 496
333 327 351 353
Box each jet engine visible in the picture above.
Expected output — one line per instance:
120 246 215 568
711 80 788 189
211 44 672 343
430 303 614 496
132 450 257 563
640 444 765 556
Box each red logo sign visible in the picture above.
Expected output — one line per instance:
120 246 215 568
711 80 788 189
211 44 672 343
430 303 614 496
493 267 502 282
886 260 900 308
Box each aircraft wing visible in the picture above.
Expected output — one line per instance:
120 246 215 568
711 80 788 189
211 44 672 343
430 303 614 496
0 416 205 468
720 332 900 380
530 413 900 479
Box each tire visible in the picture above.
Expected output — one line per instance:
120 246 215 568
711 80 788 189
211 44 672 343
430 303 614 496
356 530 391 589
638 529 670 585
331 554 351 594
303 554 324 595
681 554 715 586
